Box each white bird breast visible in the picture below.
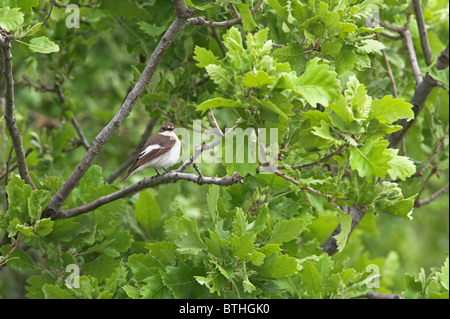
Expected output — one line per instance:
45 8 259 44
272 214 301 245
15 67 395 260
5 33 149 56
138 132 181 170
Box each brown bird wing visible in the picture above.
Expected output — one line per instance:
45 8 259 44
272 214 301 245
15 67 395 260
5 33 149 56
120 134 176 181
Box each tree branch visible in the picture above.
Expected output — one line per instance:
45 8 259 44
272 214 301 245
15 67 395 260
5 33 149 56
376 8 421 86
412 0 433 66
388 41 450 149
0 148 33 181
355 291 403 299
0 35 36 190
54 171 244 220
172 0 192 18
251 0 264 14
389 73 437 148
415 182 449 208
187 16 242 28
187 0 263 28
376 34 398 98
321 205 366 256
0 237 24 268
0 97 5 172
42 1 194 218
402 29 423 86
437 42 449 70
41 0 55 27
208 109 224 138
54 84 90 151
379 29 402 40
210 27 227 57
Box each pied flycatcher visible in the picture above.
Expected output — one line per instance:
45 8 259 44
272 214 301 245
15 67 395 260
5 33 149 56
120 121 181 181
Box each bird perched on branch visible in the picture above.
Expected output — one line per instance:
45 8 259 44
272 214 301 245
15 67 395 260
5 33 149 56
120 122 181 181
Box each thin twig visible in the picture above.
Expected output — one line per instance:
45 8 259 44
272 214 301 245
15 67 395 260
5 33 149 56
208 109 224 137
0 148 33 182
18 78 90 150
412 0 433 66
277 145 345 170
416 167 437 201
41 0 55 27
4 146 14 213
379 30 402 40
3 146 14 205
375 19 405 33
230 3 240 17
0 237 25 268
400 137 407 156
54 85 90 150
71 116 90 150
415 182 449 207
186 0 263 28
376 34 398 98
376 6 422 86
210 27 227 57
251 0 264 14
413 134 446 177
273 170 346 207
192 162 204 184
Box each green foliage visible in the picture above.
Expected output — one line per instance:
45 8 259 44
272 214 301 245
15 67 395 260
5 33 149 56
0 2 58 53
0 7 24 32
402 257 449 299
0 0 448 300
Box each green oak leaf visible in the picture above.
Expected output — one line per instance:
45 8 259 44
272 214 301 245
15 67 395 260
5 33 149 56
27 36 60 54
0 7 24 32
349 140 394 178
294 58 341 107
193 46 219 67
196 97 246 113
242 70 276 87
369 96 414 124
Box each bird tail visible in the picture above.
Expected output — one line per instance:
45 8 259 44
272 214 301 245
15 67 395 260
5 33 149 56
119 171 132 182
120 166 136 182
